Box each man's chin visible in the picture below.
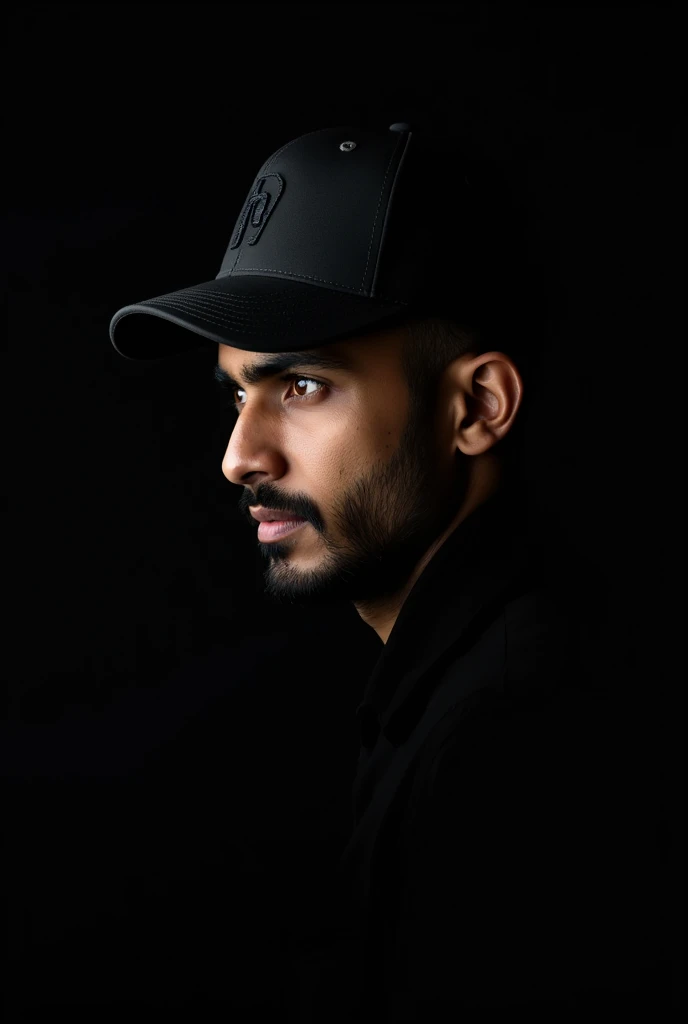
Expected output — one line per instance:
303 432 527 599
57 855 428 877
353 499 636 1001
261 573 352 609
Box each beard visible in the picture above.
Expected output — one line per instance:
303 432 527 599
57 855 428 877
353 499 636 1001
238 400 469 610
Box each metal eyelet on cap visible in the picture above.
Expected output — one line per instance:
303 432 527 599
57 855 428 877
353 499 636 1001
339 140 357 152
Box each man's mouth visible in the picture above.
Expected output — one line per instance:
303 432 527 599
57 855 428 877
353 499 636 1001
257 517 307 542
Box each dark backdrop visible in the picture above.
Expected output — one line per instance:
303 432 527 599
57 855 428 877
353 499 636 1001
6 3 684 1019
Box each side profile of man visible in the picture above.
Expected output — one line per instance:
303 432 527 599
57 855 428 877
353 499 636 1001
110 124 665 1019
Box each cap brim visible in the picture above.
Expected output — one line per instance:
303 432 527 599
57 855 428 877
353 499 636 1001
109 274 407 360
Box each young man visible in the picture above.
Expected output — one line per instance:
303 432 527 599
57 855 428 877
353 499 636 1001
111 124 663 1018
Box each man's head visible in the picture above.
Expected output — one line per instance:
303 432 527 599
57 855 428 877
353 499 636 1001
217 316 524 630
108 123 541 637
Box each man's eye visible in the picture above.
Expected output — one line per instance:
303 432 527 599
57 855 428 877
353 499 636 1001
286 376 326 401
231 375 326 411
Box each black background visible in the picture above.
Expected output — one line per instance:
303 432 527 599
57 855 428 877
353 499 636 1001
6 3 684 1019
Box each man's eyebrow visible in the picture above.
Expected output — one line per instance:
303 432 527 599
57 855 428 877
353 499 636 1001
213 349 353 393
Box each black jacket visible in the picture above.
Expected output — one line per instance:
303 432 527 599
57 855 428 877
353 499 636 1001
290 488 668 1021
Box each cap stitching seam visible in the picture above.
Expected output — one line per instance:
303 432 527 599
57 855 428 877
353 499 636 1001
137 298 316 332
230 266 387 291
152 287 314 307
161 292 318 310
144 298 313 323
144 294 315 321
370 131 413 299
360 132 405 293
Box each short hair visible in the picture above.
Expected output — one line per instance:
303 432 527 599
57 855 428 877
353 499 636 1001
399 315 477 405
398 313 536 482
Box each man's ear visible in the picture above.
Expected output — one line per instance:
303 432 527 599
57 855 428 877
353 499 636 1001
447 352 524 456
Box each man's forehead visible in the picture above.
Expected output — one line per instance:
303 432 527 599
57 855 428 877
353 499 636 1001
214 341 366 391
218 340 351 363
217 326 402 376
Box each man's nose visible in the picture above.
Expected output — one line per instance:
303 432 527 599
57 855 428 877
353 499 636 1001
221 413 287 487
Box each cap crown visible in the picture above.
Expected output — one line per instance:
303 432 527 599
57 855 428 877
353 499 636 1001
217 125 416 303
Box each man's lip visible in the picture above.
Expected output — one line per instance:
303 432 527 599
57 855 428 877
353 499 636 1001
249 507 306 523
257 518 308 542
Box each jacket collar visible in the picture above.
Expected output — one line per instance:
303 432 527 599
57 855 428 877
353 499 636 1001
357 484 538 746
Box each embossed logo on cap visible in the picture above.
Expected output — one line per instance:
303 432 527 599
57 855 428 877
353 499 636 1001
229 173 284 249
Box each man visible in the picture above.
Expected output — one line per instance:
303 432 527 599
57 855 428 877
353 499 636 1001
111 124 665 1018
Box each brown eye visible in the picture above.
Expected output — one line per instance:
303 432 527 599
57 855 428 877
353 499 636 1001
231 375 326 413
289 377 324 400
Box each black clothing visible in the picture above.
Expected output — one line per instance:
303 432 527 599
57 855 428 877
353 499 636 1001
290 489 668 1020
6 488 669 1019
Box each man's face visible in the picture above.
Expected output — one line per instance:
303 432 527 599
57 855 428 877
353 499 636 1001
219 328 469 608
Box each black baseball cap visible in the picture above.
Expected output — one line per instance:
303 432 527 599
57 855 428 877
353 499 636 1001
109 122 511 360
